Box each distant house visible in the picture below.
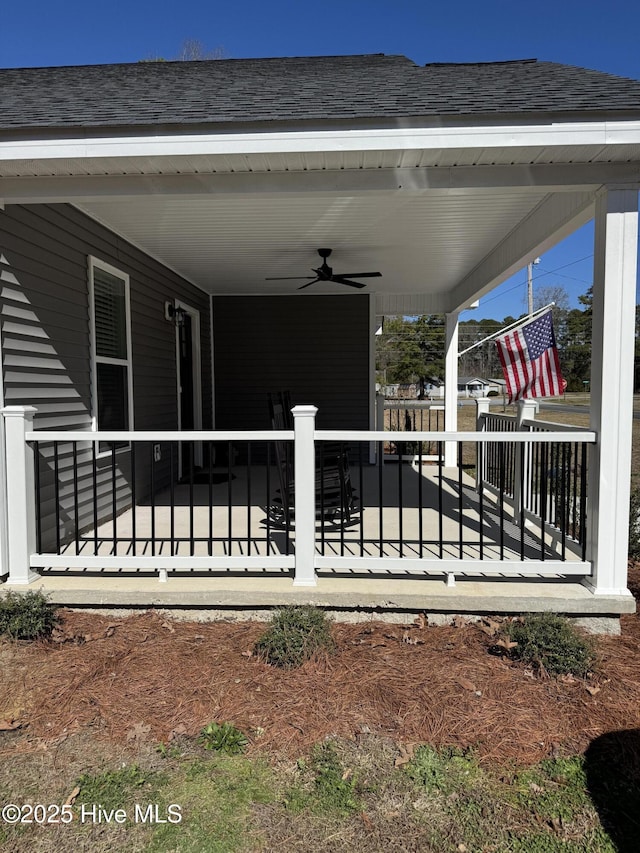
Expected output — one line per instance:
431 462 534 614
457 377 502 397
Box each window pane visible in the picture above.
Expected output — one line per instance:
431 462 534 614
94 267 127 359
97 362 129 430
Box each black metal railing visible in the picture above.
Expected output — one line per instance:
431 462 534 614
523 426 588 558
383 401 445 458
33 438 293 561
481 413 517 498
316 434 591 564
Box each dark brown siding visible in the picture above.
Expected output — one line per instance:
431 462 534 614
0 203 212 549
213 295 370 430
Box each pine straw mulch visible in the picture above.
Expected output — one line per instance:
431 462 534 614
2 580 640 767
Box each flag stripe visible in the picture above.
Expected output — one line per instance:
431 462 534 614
494 310 565 404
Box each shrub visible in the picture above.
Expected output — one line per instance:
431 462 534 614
253 605 335 669
629 487 640 560
504 613 595 677
198 721 248 755
0 590 59 639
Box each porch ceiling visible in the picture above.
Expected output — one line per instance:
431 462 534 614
77 187 553 304
3 137 639 312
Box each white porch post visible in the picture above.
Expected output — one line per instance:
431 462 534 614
2 406 39 585
586 187 639 596
444 312 459 467
292 405 317 587
475 397 490 493
513 399 538 522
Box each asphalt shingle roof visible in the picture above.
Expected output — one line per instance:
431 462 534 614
2 54 640 131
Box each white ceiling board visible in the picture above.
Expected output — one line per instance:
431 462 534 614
79 188 552 298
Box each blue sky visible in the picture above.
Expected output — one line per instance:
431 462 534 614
2 0 639 321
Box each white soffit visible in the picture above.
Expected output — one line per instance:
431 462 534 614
78 188 553 297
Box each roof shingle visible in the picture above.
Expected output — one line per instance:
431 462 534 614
1 53 640 132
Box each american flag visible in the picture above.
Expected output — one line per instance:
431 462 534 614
495 310 566 403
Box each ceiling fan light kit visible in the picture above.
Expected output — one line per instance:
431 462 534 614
265 248 382 290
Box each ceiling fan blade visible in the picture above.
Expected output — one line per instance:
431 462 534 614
333 271 382 278
265 275 317 281
332 276 367 289
297 278 320 290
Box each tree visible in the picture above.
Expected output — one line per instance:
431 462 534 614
375 315 445 392
140 39 227 63
555 288 592 391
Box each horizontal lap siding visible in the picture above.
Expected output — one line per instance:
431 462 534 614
1 204 211 551
213 295 370 431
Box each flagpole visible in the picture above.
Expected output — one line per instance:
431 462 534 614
458 302 555 358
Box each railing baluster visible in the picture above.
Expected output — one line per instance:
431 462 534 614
111 442 117 556
53 441 60 555
458 440 463 558
571 442 578 541
34 443 42 554
340 442 346 557
520 442 525 560
398 442 403 558
580 442 588 561
150 442 156 557
189 441 195 557
438 440 443 558
227 440 233 556
418 438 423 559
92 441 98 556
540 442 548 561
499 441 505 560
319 442 325 555
378 439 384 557
265 441 271 555
73 441 79 553
247 441 252 555
359 441 364 558
478 441 484 560
131 442 137 557
208 441 213 557
170 442 175 556
560 442 567 560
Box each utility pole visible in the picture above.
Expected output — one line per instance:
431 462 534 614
527 257 541 316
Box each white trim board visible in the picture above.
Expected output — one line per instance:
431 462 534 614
2 119 640 162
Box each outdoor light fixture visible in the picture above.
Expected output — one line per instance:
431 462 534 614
164 301 186 326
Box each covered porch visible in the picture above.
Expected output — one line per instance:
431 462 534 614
1 55 639 621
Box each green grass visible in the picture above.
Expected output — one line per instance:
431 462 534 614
147 755 275 853
75 764 167 814
1 735 635 852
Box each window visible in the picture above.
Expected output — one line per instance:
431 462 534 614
89 259 133 443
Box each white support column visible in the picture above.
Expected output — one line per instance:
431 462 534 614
2 406 39 585
292 405 318 587
475 397 490 493
586 187 639 596
444 312 459 467
513 399 538 523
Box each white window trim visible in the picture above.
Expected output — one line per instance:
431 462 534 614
88 256 134 451
174 299 203 473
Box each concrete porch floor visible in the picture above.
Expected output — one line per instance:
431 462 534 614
56 462 584 566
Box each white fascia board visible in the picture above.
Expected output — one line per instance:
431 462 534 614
2 119 640 162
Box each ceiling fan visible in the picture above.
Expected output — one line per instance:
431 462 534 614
265 248 382 290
